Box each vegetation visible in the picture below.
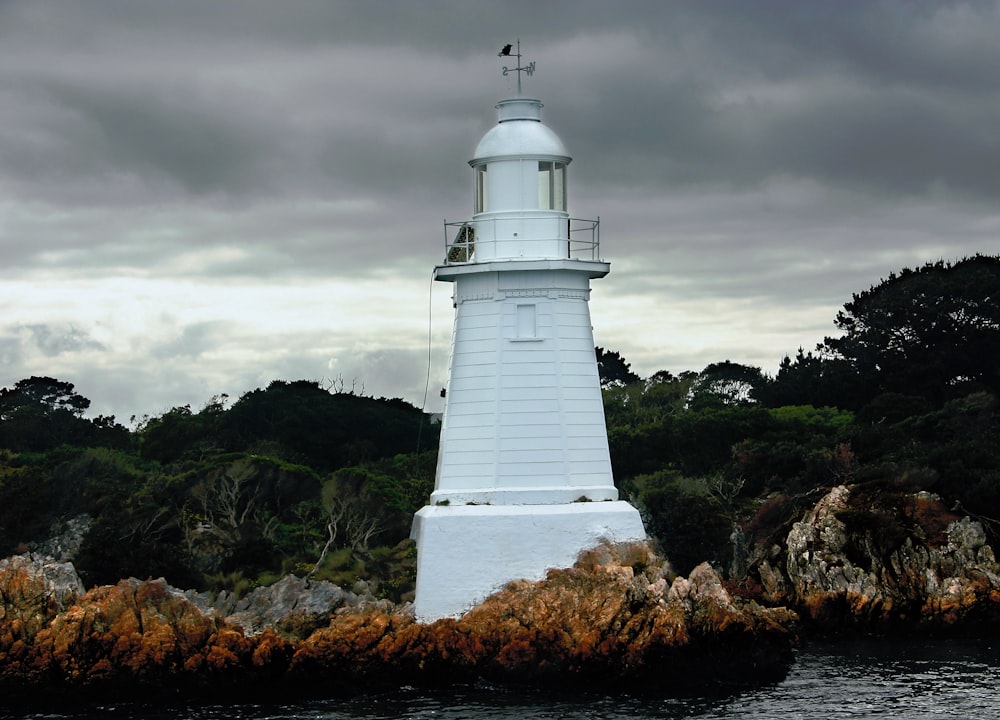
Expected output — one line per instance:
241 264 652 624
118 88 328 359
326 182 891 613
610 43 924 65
0 255 997 596
0 378 436 600
611 255 1000 575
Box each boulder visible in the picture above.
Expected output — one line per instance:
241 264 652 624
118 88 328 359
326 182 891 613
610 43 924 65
0 554 85 641
225 575 351 637
29 514 93 563
182 574 399 639
921 517 1000 625
756 485 1000 630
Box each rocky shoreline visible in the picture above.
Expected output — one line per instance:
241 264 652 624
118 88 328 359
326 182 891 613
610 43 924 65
751 485 1000 633
0 543 794 701
3 484 999 701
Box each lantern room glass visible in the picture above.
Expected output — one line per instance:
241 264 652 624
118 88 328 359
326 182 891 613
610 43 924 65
538 161 566 211
474 161 566 213
475 165 488 213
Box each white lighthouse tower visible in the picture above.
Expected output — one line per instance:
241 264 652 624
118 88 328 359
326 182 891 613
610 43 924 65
411 47 646 621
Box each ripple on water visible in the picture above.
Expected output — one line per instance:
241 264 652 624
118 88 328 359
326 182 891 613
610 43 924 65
6 638 999 720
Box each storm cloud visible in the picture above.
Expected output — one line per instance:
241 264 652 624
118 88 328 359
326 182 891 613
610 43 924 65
1 0 997 419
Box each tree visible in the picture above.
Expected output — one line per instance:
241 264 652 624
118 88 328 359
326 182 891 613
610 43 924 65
220 380 432 471
755 349 865 410
688 361 765 409
190 457 270 548
820 255 1000 405
0 376 90 419
137 404 208 463
310 490 382 577
596 347 640 389
633 470 731 576
0 377 94 451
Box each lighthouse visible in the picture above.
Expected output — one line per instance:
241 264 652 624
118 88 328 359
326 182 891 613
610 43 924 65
411 47 646 621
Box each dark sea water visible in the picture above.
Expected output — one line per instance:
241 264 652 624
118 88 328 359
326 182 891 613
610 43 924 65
6 638 999 720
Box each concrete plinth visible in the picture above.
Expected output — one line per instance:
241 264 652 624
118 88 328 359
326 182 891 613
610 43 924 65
410 501 646 622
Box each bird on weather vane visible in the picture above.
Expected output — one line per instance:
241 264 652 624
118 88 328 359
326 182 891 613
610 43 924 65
498 39 535 95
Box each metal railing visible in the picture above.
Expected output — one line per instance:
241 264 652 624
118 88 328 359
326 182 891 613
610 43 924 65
442 216 600 264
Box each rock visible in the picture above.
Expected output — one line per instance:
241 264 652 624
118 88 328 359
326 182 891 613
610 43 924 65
225 575 352 638
0 554 85 641
2 573 295 697
756 556 788 605
1 542 797 698
183 574 398 639
921 517 1000 625
292 542 797 692
783 484 890 624
29 514 93 563
764 485 1000 630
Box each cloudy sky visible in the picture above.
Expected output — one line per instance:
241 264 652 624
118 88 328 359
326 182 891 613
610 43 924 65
1 0 998 422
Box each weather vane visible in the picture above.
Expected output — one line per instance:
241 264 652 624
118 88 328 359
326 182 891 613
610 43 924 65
498 39 535 95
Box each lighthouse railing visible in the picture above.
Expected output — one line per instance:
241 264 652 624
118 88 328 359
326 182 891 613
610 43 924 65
568 217 601 260
442 216 600 264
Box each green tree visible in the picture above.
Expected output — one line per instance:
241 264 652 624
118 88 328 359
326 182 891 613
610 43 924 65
0 377 103 451
595 347 640 389
0 376 90 418
670 405 775 477
756 349 866 411
632 470 731 576
688 361 766 409
220 380 433 471
732 405 856 496
137 403 222 463
821 255 1000 405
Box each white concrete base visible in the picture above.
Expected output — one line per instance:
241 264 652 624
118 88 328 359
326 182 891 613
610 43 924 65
410 501 646 622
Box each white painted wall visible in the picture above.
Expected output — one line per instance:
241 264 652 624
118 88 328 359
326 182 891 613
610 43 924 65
411 502 646 621
431 262 618 506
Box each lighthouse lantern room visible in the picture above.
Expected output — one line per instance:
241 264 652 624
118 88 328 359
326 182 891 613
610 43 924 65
411 46 646 622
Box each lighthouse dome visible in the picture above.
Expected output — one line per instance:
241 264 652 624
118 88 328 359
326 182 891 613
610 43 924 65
472 98 569 163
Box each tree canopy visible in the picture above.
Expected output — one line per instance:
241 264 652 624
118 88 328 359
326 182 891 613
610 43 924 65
596 346 641 388
137 380 435 470
688 361 766 408
821 255 1000 405
0 376 126 451
0 376 90 419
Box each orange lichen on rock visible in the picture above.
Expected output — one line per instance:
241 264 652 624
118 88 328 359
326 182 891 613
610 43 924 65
773 485 1000 631
289 542 796 691
0 568 295 697
2 543 797 698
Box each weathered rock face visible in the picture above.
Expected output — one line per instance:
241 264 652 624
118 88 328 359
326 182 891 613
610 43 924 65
0 542 796 698
0 561 295 697
754 485 1000 631
187 574 397 638
292 542 796 692
28 514 93 563
0 554 85 642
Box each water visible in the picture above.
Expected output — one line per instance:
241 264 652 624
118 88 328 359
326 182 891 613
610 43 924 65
6 639 998 719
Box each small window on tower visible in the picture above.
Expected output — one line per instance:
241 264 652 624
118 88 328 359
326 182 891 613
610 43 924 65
475 165 488 213
538 161 566 210
516 304 536 339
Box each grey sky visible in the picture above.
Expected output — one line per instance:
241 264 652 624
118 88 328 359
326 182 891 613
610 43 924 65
1 0 997 420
